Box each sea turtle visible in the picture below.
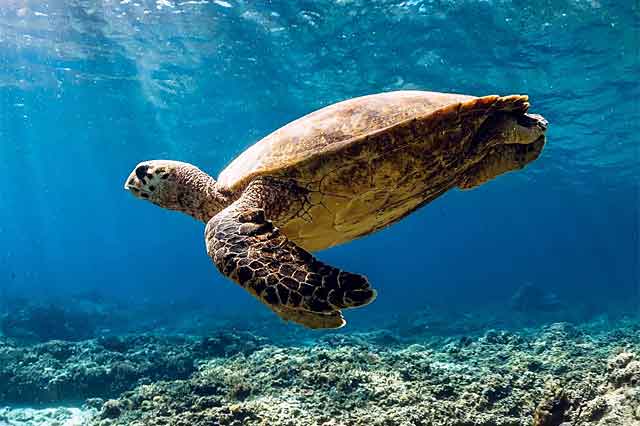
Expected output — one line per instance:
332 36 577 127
124 90 547 329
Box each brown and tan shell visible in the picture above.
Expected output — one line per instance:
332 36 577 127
217 91 502 190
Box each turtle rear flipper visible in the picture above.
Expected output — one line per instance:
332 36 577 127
204 179 377 329
458 137 545 190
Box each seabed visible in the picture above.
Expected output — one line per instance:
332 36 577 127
0 297 638 426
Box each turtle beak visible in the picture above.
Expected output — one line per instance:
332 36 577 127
123 178 150 200
123 172 141 193
124 164 156 201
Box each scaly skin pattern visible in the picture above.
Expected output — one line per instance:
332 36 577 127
125 91 548 328
205 178 376 329
124 160 230 222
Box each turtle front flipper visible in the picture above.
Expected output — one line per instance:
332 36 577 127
204 180 376 329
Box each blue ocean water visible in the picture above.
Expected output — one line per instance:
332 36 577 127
0 0 638 329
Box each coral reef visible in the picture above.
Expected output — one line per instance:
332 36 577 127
0 332 265 404
85 317 639 426
2 301 637 426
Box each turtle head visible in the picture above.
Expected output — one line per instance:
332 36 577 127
124 160 227 222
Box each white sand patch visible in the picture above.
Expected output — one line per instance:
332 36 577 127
0 406 95 426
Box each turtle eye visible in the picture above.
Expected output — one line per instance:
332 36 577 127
135 165 150 179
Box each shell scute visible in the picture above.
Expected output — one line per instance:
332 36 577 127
216 90 486 190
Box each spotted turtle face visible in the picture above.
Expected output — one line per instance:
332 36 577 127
124 160 187 209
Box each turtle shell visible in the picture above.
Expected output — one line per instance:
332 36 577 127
216 90 524 191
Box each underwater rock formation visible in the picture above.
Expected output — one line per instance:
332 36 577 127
511 282 561 313
0 294 238 343
0 300 96 342
0 292 141 343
